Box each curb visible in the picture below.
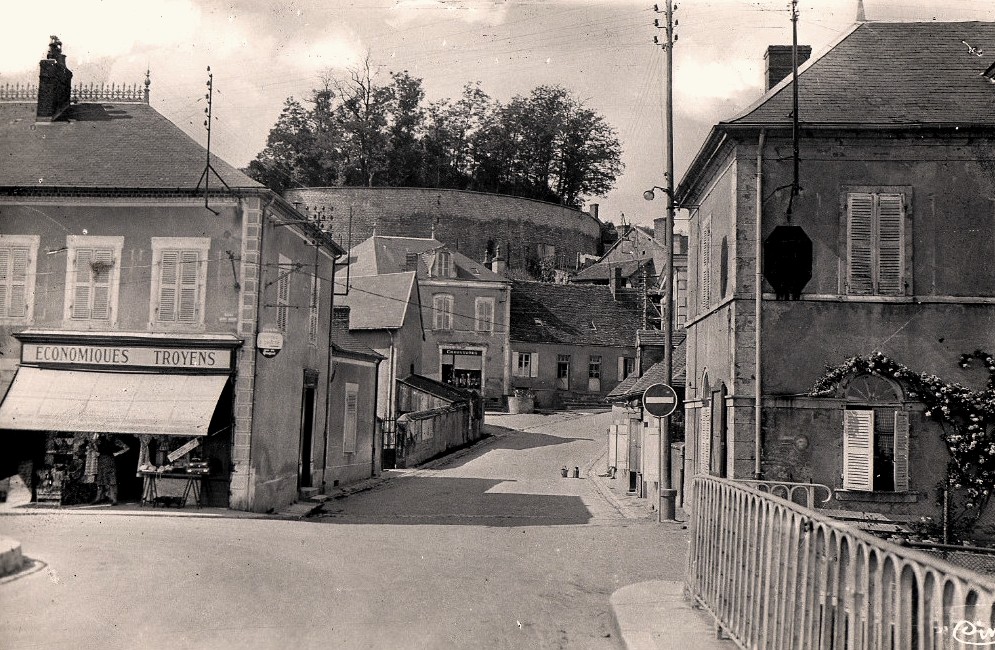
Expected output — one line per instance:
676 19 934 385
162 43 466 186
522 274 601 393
609 580 736 650
0 536 23 578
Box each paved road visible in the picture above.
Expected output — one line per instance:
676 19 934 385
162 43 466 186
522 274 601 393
0 411 687 649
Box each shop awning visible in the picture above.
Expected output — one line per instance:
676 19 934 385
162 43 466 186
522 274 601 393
0 367 228 436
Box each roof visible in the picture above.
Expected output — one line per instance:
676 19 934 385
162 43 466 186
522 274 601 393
337 272 420 331
637 328 687 348
678 21 995 202
331 318 383 361
573 259 650 283
607 339 687 400
510 282 643 347
347 235 507 283
0 101 261 190
398 374 470 403
729 22 995 127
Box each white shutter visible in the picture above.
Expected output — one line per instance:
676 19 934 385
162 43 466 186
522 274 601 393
700 219 711 309
308 274 320 344
699 406 712 474
847 194 875 295
177 250 199 322
90 249 113 321
277 259 291 332
843 410 874 490
72 249 93 319
344 383 359 453
1 247 29 318
617 357 626 381
0 248 7 316
530 352 539 378
876 194 905 296
158 251 179 321
894 410 910 492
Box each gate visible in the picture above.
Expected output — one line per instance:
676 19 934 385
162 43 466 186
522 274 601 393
381 416 400 469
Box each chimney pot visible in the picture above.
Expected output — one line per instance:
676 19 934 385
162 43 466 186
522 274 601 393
588 203 600 221
36 35 73 122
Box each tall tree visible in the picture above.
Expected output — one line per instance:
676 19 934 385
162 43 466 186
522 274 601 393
384 71 427 187
244 97 322 193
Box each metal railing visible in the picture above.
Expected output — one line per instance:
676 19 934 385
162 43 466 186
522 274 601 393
736 479 833 509
687 476 995 649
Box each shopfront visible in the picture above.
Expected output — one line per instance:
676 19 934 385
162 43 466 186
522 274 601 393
0 331 240 507
440 347 484 391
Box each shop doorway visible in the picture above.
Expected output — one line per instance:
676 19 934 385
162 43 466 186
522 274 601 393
299 385 316 490
441 349 483 390
115 435 143 502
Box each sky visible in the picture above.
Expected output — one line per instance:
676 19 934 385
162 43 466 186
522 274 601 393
2 0 994 231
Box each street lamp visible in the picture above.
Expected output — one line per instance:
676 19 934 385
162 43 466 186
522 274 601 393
644 183 677 522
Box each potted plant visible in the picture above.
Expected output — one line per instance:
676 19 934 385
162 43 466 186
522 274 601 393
508 387 535 414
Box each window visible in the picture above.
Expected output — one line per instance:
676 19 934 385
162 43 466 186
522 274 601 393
64 236 124 325
556 355 570 379
0 235 39 321
434 251 453 278
700 215 712 310
475 297 494 334
617 356 636 380
277 254 292 333
842 374 909 492
514 351 538 378
343 383 359 454
151 238 210 327
845 191 908 296
308 273 320 345
433 293 454 330
588 355 602 379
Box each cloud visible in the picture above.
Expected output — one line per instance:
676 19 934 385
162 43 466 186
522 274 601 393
674 56 761 115
387 0 511 27
276 33 365 72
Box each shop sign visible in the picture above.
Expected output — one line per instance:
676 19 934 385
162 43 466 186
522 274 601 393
167 438 201 463
22 343 232 370
442 348 482 356
257 332 284 358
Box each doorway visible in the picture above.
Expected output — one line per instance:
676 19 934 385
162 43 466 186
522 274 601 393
299 384 316 490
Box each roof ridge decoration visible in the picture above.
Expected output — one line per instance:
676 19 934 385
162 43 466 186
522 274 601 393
0 77 151 104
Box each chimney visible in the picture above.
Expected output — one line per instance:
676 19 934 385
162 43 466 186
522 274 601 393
405 251 419 272
332 305 351 326
37 36 73 122
588 203 599 221
490 245 507 275
764 45 811 92
653 217 667 245
609 266 623 298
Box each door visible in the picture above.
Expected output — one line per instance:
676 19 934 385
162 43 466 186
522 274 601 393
556 355 570 390
587 355 602 393
298 385 316 489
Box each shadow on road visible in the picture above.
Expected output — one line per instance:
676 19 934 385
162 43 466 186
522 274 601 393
430 426 592 470
318 476 592 527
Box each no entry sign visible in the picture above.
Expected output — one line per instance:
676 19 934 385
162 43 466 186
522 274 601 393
642 383 679 418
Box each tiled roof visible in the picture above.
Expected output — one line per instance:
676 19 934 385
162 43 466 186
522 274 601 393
0 101 261 189
510 281 643 347
337 272 419 330
637 328 687 348
573 259 648 282
729 22 995 126
348 235 506 283
398 374 469 403
607 339 687 400
331 318 382 360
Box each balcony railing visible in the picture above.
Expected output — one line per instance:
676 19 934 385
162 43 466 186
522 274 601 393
687 475 995 649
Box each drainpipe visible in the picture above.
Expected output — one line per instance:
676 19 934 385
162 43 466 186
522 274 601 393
371 355 381 478
754 129 766 480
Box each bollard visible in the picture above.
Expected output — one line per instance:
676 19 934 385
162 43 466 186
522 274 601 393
571 466 580 478
560 466 568 478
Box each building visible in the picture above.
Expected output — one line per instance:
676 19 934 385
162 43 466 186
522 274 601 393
508 282 643 408
676 21 995 523
0 37 370 513
572 222 689 329
341 235 511 401
284 187 605 279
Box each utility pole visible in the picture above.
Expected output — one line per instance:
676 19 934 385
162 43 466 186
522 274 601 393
653 0 678 523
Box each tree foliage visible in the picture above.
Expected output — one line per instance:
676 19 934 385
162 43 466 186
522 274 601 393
245 63 622 208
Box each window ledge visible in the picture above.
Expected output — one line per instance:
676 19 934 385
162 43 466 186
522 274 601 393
835 490 919 503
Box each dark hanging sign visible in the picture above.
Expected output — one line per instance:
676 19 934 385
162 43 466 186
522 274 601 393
763 225 813 300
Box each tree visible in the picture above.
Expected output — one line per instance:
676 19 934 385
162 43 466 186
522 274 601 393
244 97 322 193
384 71 427 187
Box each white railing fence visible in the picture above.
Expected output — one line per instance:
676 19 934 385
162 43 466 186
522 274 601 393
687 476 995 649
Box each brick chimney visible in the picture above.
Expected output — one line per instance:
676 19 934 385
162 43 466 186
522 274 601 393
764 45 811 92
37 36 73 122
653 217 667 245
332 305 351 326
588 203 599 221
490 245 507 275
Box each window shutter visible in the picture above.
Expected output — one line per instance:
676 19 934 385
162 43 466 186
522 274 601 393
618 357 625 381
847 194 875 295
72 249 93 319
344 384 359 453
699 406 712 474
700 220 711 309
893 410 910 492
0 249 7 316
177 251 199 322
277 262 291 332
308 275 320 344
2 247 29 318
530 352 539 378
843 409 874 490
89 249 113 320
876 194 905 296
158 251 179 322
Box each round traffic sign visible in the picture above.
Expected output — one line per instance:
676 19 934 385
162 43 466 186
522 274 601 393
642 383 679 418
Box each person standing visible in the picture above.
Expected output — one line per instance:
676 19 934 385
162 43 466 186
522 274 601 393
92 435 129 505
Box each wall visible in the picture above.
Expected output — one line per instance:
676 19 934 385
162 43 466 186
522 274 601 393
284 187 602 269
319 356 379 488
396 402 480 467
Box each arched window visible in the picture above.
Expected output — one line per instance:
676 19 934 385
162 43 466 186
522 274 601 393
842 374 908 492
699 371 711 474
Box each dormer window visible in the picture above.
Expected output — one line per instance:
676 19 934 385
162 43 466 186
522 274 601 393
435 251 453 278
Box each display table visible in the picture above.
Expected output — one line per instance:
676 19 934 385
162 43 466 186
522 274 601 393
139 472 205 508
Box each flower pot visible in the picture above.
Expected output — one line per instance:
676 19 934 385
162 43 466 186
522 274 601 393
508 395 534 414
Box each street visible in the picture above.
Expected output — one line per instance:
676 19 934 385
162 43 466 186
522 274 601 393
0 411 686 650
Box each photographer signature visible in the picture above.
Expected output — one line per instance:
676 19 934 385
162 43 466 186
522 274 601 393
953 619 995 646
